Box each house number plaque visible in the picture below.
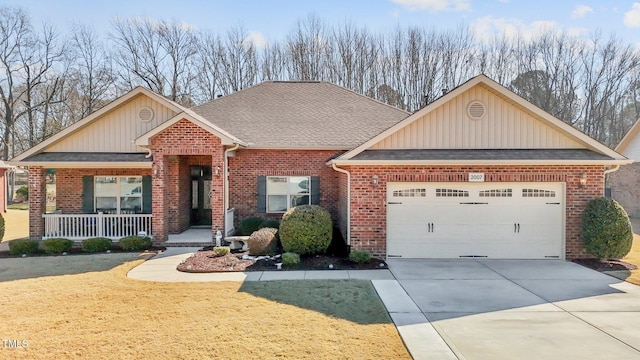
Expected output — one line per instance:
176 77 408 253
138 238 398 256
468 173 485 182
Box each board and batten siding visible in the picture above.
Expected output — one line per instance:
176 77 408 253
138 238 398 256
371 84 584 150
48 94 177 153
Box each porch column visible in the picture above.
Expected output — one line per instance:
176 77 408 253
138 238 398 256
211 154 225 238
28 166 46 240
151 154 168 243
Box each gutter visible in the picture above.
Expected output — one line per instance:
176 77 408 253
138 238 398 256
331 163 351 246
603 165 621 175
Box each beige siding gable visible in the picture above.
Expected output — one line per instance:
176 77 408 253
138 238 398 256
48 94 177 152
371 84 583 150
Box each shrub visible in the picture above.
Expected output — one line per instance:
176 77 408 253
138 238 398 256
118 235 152 251
238 217 265 236
582 197 633 260
212 246 230 256
15 185 28 201
247 228 278 256
259 218 280 230
41 238 74 254
9 239 39 255
349 250 371 264
0 211 5 241
82 237 113 253
279 205 332 255
281 252 300 266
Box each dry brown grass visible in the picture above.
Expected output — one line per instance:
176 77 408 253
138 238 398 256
0 254 410 359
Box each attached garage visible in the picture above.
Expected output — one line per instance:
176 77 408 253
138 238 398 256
386 182 564 259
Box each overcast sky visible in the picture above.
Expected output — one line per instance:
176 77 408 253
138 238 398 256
5 0 640 48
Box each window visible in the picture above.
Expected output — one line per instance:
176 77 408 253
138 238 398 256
436 188 469 197
266 176 310 213
95 176 143 214
393 188 427 197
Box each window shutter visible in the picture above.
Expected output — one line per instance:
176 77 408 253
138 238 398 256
311 176 320 205
257 176 267 212
82 176 94 213
142 175 152 214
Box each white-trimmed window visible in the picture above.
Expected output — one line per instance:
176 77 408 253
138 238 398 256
266 176 310 213
95 176 143 214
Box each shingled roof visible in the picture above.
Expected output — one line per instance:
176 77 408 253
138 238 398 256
191 81 410 149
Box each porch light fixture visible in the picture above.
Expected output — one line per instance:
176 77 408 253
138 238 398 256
152 163 159 176
371 175 379 187
579 173 587 188
215 166 221 176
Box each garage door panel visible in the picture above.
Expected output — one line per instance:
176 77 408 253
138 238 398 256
387 182 564 259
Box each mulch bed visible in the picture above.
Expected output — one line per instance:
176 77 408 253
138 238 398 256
177 249 388 273
573 258 638 272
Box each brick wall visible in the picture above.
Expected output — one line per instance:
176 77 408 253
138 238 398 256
228 149 342 226
149 119 225 242
344 165 604 259
609 164 640 218
56 168 151 214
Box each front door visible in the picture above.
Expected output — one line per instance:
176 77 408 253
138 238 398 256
191 166 212 226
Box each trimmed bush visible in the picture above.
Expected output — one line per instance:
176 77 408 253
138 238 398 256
212 246 230 256
118 235 152 251
349 250 371 264
0 212 5 241
41 238 74 254
82 237 113 253
279 205 332 255
582 197 633 260
238 217 265 236
259 218 280 230
247 228 278 256
281 252 300 266
9 239 39 255
15 185 28 201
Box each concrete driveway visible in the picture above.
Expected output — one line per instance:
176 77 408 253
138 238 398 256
383 259 640 360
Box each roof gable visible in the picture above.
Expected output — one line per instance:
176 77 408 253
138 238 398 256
334 75 626 163
615 117 640 160
12 87 186 161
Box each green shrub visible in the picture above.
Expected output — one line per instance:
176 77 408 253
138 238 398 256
259 218 280 230
349 250 371 264
238 217 265 236
41 238 74 254
0 212 5 241
212 246 230 256
118 235 152 251
281 252 300 266
8 239 39 255
16 185 28 200
582 197 633 260
82 237 113 253
247 228 278 256
279 205 332 255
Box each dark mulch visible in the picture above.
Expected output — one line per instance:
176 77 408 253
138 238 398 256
573 258 638 272
177 249 388 273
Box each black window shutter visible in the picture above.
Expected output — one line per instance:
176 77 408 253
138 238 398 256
257 176 267 212
311 176 320 205
142 175 152 214
82 176 94 213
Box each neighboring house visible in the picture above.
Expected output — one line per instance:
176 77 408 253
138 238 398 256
609 119 640 218
0 161 12 212
9 75 630 260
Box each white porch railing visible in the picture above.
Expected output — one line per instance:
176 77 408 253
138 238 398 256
225 208 235 236
42 213 153 240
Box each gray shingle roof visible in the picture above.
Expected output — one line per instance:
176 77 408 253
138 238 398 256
23 152 152 162
352 149 615 161
191 81 410 149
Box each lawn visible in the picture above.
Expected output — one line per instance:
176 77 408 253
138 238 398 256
0 254 410 359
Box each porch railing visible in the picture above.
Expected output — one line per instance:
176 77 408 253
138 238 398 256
225 208 235 236
42 213 153 241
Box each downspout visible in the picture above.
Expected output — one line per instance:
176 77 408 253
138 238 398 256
224 144 240 210
603 165 620 175
331 163 351 246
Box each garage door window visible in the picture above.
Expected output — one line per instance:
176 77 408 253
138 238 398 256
393 188 427 197
436 188 469 197
479 189 512 197
522 189 556 197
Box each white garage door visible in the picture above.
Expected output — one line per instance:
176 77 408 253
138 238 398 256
387 182 564 259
